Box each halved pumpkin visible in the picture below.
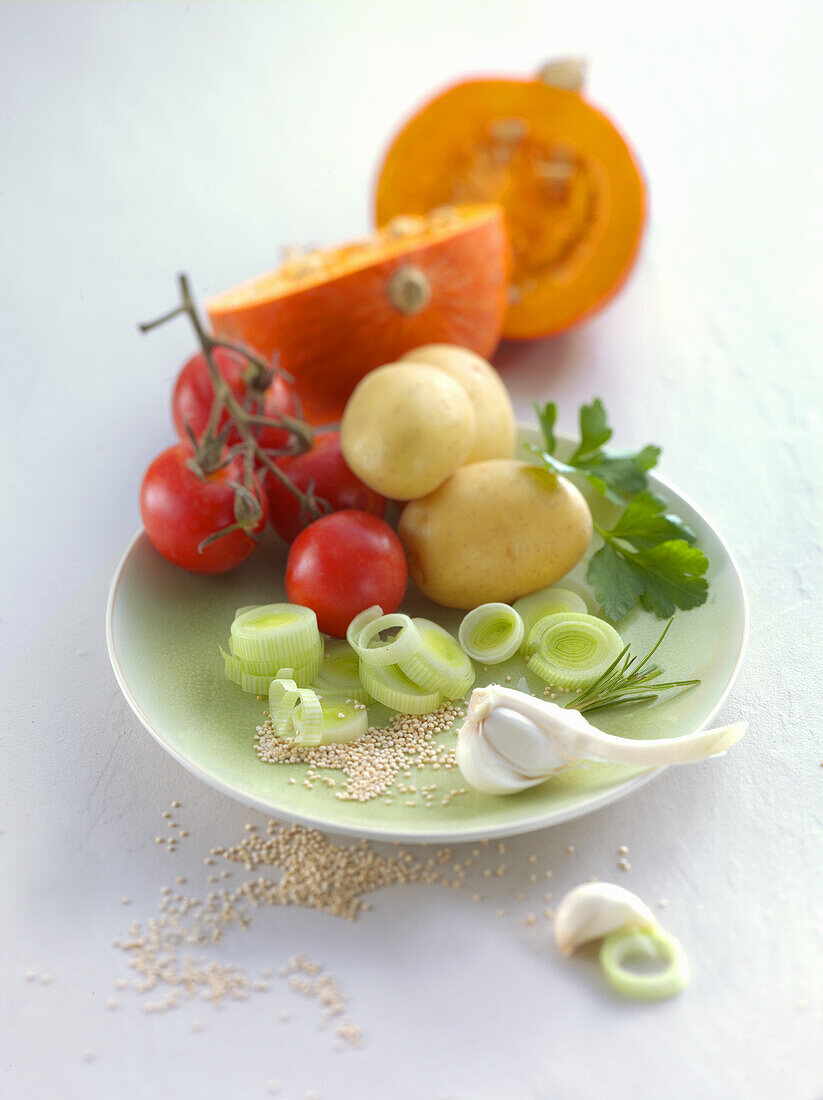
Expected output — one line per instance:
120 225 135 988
207 203 508 424
374 64 646 339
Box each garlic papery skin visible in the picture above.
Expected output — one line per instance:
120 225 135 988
554 883 659 957
456 684 746 796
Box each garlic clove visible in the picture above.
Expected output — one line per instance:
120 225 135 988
455 724 540 795
483 706 571 778
471 686 747 767
456 684 746 797
554 883 659 957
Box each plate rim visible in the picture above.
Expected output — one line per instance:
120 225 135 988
106 427 750 843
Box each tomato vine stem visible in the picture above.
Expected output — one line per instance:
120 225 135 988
139 273 326 543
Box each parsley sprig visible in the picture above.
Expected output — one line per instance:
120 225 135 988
529 399 710 621
528 398 661 505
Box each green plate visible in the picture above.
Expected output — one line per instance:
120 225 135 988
106 427 748 842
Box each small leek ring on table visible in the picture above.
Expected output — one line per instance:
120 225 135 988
458 603 524 664
399 618 475 698
526 612 624 692
346 606 422 667
358 660 442 715
599 927 690 1000
513 586 588 655
230 603 322 665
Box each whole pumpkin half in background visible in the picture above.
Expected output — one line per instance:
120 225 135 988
374 59 646 340
207 203 508 424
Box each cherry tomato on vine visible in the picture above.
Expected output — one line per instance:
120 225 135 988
140 444 268 574
172 347 297 451
285 510 407 637
265 431 387 544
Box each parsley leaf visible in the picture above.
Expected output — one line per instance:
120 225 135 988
528 398 660 504
633 542 709 617
588 513 709 621
570 397 612 461
532 400 558 455
587 544 646 621
527 398 710 620
609 490 697 548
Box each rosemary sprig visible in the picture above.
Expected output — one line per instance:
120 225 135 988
563 618 700 715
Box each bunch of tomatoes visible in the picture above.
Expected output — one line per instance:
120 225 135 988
140 342 407 636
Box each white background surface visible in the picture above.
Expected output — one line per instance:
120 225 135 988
2 2 822 1098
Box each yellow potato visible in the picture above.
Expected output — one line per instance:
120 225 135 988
401 344 515 463
340 362 475 500
398 460 592 609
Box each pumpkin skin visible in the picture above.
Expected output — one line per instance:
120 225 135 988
374 76 646 340
206 203 508 424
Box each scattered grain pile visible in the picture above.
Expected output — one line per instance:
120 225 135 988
254 702 469 803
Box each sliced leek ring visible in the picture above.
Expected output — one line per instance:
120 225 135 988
358 660 442 715
268 668 299 718
312 700 369 744
268 674 368 744
274 685 325 745
513 586 588 654
221 648 279 695
223 641 322 694
224 638 322 679
399 618 475 698
526 613 624 692
230 603 321 666
599 927 689 1000
458 603 524 664
347 610 422 667
312 640 371 703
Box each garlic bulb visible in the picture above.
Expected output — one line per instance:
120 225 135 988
554 883 659 957
456 684 745 795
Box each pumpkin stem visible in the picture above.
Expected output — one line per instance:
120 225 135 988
537 57 587 93
388 264 431 315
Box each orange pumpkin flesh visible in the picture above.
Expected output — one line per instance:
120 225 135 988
206 203 508 424
374 77 646 339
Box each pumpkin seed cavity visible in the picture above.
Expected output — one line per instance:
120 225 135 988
449 123 605 292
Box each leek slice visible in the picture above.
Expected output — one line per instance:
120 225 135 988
312 640 371 703
221 648 278 695
222 642 322 693
268 669 298 718
312 700 369 744
358 660 442 715
230 603 321 665
458 603 524 664
599 927 689 1000
224 640 322 679
274 685 325 745
513 586 588 654
526 613 624 692
400 618 476 697
346 605 383 650
347 610 422 667
269 671 368 744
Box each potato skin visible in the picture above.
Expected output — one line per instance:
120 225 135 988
400 344 515 463
398 460 592 609
340 363 475 500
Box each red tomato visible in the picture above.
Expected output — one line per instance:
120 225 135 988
172 347 297 451
266 431 387 544
285 510 407 636
140 444 268 574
